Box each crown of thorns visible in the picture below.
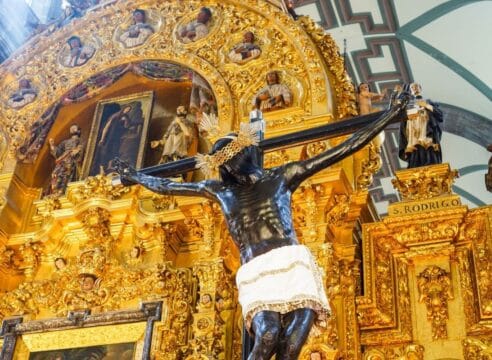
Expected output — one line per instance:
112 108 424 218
195 116 260 178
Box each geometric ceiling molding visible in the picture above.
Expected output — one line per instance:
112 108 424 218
352 37 412 89
296 1 413 91
334 0 398 33
397 0 492 101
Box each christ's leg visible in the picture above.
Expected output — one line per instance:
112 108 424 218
248 310 281 360
276 308 315 360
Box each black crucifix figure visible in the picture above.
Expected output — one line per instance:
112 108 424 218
114 92 410 359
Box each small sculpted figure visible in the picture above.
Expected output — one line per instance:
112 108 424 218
119 9 154 48
399 83 444 168
228 31 261 64
114 92 409 359
150 106 196 164
357 82 385 115
62 36 95 67
178 7 212 43
48 124 84 196
7 79 37 109
252 71 292 112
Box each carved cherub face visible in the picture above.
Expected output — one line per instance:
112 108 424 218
54 257 66 270
197 8 212 23
19 79 31 89
130 246 140 258
266 71 279 85
201 293 212 305
243 31 254 43
133 10 145 23
80 275 96 291
68 37 82 49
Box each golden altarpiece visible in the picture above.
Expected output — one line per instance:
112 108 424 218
0 1 490 359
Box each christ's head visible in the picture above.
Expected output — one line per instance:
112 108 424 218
211 135 262 185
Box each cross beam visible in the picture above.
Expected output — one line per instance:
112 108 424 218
140 109 394 178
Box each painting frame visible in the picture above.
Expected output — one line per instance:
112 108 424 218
0 302 162 360
81 91 154 178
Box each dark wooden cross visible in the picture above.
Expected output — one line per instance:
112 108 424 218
139 109 395 178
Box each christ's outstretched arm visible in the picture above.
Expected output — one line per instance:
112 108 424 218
113 158 219 200
284 92 409 191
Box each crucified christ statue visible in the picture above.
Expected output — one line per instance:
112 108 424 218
114 92 408 359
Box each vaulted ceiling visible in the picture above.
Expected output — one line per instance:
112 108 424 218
294 0 492 214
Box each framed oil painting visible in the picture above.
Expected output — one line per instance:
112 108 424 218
82 91 154 178
0 302 161 360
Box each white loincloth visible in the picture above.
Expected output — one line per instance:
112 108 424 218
236 245 330 333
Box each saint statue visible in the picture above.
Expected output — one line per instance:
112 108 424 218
48 124 84 196
150 106 196 164
114 92 409 359
7 79 37 109
119 9 154 48
61 36 95 68
228 31 261 64
252 71 292 112
178 7 212 43
398 83 444 168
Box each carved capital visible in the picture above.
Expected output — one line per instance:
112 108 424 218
391 163 458 201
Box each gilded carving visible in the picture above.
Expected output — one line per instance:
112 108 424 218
0 244 16 269
191 260 234 359
363 344 424 360
79 207 113 247
293 182 323 242
465 211 492 318
18 240 43 280
463 337 492 359
392 220 460 246
326 194 351 227
357 143 382 190
305 141 330 158
68 170 130 204
152 194 178 211
264 149 291 168
357 236 394 328
358 224 413 345
455 248 480 331
391 165 459 201
298 16 357 119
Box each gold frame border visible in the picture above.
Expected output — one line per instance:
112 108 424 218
14 322 146 359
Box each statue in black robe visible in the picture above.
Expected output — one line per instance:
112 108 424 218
398 83 444 168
